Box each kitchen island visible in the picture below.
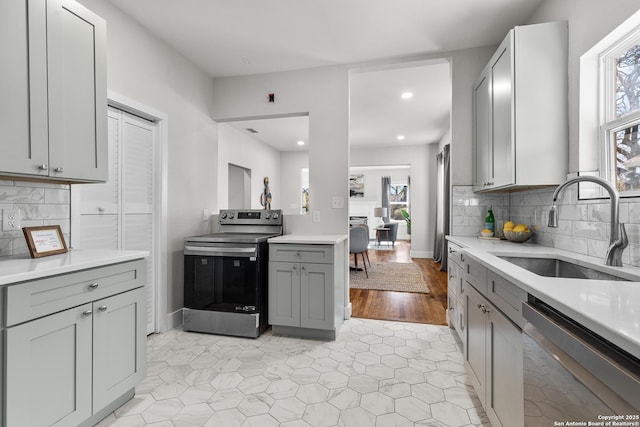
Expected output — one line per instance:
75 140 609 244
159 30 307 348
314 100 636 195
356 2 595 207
0 249 148 427
268 234 348 340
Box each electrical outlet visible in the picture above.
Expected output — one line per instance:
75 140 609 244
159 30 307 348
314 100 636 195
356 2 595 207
312 211 321 223
202 209 210 222
2 209 21 231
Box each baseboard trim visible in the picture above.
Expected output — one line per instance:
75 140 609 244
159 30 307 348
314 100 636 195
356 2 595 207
410 250 432 259
166 308 183 331
344 302 352 320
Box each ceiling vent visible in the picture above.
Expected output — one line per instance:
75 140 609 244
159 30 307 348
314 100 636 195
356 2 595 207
245 128 258 133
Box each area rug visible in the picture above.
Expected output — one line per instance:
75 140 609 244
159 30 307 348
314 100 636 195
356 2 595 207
350 261 430 293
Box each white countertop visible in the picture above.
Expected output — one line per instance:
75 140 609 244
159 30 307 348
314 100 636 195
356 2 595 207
0 249 149 286
269 234 348 245
447 236 640 357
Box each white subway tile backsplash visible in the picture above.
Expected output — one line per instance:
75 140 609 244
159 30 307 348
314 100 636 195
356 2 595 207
0 181 70 257
451 183 640 268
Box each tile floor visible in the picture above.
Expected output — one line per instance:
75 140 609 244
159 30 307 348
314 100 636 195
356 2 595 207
97 318 490 427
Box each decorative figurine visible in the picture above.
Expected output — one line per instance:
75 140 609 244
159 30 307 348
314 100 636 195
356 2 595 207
260 176 272 209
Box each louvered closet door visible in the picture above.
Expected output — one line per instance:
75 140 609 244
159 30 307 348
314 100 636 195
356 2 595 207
77 108 120 249
122 112 155 336
76 107 156 334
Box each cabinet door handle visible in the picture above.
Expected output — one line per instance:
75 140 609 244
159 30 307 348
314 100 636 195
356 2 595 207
82 309 93 317
54 167 63 173
301 265 306 270
98 305 108 312
449 247 457 254
38 164 48 170
89 282 99 289
293 265 297 270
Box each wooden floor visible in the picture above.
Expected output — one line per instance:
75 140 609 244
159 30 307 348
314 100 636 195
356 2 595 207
349 240 448 325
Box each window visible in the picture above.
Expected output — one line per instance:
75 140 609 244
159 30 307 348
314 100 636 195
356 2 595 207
601 25 640 196
388 183 408 221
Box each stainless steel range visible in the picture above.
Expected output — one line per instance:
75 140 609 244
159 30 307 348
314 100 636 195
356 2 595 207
183 209 282 338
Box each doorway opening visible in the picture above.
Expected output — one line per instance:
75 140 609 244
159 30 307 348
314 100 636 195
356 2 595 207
348 59 451 325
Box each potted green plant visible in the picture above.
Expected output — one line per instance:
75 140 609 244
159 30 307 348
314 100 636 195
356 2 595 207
400 209 411 234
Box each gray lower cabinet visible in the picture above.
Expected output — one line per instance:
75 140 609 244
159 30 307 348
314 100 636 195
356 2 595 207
269 243 341 340
447 243 465 341
0 0 107 182
1 259 146 427
463 258 524 427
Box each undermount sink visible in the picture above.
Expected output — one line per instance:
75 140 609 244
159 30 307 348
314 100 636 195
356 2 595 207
498 256 631 281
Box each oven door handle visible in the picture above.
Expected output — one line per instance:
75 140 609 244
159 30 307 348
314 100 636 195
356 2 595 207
184 246 257 257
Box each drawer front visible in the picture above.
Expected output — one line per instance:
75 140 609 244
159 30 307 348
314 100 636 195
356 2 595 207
448 242 464 268
464 256 487 294
270 244 333 264
486 270 526 328
447 264 458 299
5 259 146 326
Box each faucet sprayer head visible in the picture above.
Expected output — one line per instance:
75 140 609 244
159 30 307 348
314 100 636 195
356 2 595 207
548 204 559 228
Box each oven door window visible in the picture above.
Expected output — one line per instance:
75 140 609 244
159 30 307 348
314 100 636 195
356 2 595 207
185 255 259 313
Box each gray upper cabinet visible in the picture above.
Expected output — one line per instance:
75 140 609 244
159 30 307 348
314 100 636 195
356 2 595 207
0 0 107 182
473 21 568 192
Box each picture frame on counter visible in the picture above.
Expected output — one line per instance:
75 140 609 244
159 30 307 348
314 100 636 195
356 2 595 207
22 225 68 258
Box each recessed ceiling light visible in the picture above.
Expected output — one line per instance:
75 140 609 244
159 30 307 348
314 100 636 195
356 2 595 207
397 135 405 140
401 92 413 100
297 140 305 146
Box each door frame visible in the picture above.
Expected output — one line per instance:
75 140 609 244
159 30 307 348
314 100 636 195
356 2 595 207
71 91 168 334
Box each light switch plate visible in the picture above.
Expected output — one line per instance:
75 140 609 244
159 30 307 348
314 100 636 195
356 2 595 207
331 196 344 209
2 209 21 231
312 211 321 223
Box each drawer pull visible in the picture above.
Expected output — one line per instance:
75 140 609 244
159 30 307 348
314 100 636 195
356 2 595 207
89 282 99 290
449 247 457 254
82 309 93 317
98 305 108 312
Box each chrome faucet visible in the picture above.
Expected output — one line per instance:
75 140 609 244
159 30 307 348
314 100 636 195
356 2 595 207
548 176 628 267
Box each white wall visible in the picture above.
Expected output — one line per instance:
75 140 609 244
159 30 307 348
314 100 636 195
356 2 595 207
218 124 281 210
350 145 437 258
280 151 309 216
78 0 218 327
527 0 640 173
211 67 350 235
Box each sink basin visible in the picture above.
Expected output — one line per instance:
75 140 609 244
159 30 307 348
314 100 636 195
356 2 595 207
498 256 630 281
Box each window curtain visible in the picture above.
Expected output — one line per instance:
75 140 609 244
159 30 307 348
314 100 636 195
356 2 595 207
433 144 450 271
381 176 391 222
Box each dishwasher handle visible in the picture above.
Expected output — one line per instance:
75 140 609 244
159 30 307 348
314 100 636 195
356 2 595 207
523 302 640 412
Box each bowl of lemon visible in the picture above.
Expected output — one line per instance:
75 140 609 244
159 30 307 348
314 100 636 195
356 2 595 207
502 221 533 243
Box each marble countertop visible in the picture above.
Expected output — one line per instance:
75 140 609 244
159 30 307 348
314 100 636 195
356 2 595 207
269 234 348 245
447 236 640 357
0 249 149 286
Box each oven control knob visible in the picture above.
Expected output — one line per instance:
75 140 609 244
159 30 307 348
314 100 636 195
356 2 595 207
228 213 235 219
272 213 279 219
265 213 271 219
220 212 227 219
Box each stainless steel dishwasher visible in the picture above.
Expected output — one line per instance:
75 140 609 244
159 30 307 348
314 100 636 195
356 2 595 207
522 297 640 426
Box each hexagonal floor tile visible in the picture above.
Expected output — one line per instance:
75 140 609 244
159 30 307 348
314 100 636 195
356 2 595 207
360 391 394 415
303 402 340 427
